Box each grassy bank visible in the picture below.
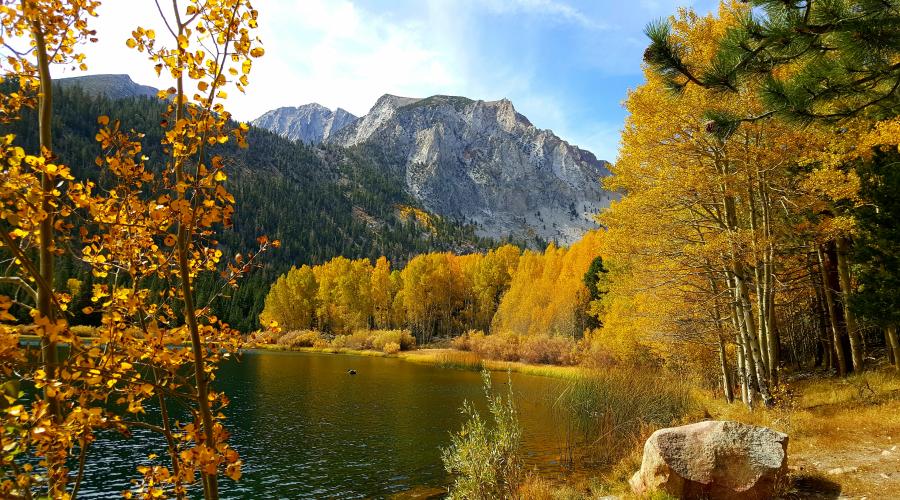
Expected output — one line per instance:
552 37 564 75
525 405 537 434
533 366 900 499
401 349 585 379
703 368 900 499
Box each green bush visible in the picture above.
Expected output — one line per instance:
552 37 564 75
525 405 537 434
442 371 522 499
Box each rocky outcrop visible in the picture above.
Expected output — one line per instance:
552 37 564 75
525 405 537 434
252 103 357 144
327 94 613 244
57 74 158 100
630 420 789 499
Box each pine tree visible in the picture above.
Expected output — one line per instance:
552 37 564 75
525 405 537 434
644 0 900 132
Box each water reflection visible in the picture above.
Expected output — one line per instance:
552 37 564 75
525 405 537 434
75 350 572 498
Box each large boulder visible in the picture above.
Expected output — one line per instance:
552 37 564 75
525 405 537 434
630 420 788 499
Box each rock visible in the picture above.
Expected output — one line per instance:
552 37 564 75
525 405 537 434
254 93 616 245
630 420 788 499
252 103 357 144
827 466 858 475
882 449 893 457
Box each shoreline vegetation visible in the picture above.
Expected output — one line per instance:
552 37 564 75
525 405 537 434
2 0 898 497
244 341 900 498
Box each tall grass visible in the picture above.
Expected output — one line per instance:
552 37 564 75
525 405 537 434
553 368 696 468
435 351 484 370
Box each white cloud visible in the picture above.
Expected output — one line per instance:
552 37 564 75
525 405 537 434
49 0 463 121
47 0 619 159
481 0 604 29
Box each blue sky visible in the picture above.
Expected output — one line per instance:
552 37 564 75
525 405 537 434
58 0 720 162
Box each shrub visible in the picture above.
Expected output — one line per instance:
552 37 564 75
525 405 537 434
519 335 579 365
579 328 662 369
382 341 401 355
442 371 522 499
451 330 484 351
469 332 521 361
247 329 279 345
277 330 322 348
371 329 416 351
331 331 373 350
451 331 580 365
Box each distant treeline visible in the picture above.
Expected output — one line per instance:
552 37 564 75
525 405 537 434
260 231 606 344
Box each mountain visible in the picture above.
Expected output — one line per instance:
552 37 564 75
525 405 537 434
3 75 494 331
257 94 613 244
252 103 357 144
56 74 158 100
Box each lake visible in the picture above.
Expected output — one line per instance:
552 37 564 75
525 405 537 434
75 350 575 499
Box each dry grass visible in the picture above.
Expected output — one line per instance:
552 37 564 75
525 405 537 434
557 367 900 499
249 329 415 355
400 349 584 379
697 367 900 499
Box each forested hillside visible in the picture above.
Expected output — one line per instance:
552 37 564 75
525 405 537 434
2 84 495 330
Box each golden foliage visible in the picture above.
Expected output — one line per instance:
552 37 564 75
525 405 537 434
0 1 268 498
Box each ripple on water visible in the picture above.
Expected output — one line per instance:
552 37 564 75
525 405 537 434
74 350 571 498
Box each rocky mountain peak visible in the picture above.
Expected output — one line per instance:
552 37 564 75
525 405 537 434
254 92 614 245
326 93 614 244
251 103 358 144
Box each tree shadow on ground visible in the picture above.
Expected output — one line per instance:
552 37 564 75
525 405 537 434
780 473 842 499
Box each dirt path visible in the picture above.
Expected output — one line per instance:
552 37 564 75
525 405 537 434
783 386 900 498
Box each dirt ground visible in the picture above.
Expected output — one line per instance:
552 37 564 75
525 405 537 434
786 399 900 499
712 368 900 499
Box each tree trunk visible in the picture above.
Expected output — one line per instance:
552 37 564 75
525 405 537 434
835 237 864 371
717 330 734 403
747 183 770 379
886 324 900 371
765 264 779 385
817 244 848 376
761 179 780 384
172 20 218 496
30 15 60 420
809 261 831 369
732 267 774 405
735 329 750 406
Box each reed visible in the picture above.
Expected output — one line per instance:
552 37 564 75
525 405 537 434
553 368 697 468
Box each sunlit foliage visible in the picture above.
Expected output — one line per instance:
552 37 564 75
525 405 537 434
0 1 268 498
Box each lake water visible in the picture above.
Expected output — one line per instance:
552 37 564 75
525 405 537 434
76 350 574 499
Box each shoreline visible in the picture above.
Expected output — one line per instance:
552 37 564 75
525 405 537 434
245 344 585 379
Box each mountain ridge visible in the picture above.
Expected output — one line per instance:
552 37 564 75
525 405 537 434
252 103 358 144
57 73 157 100
323 93 613 244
